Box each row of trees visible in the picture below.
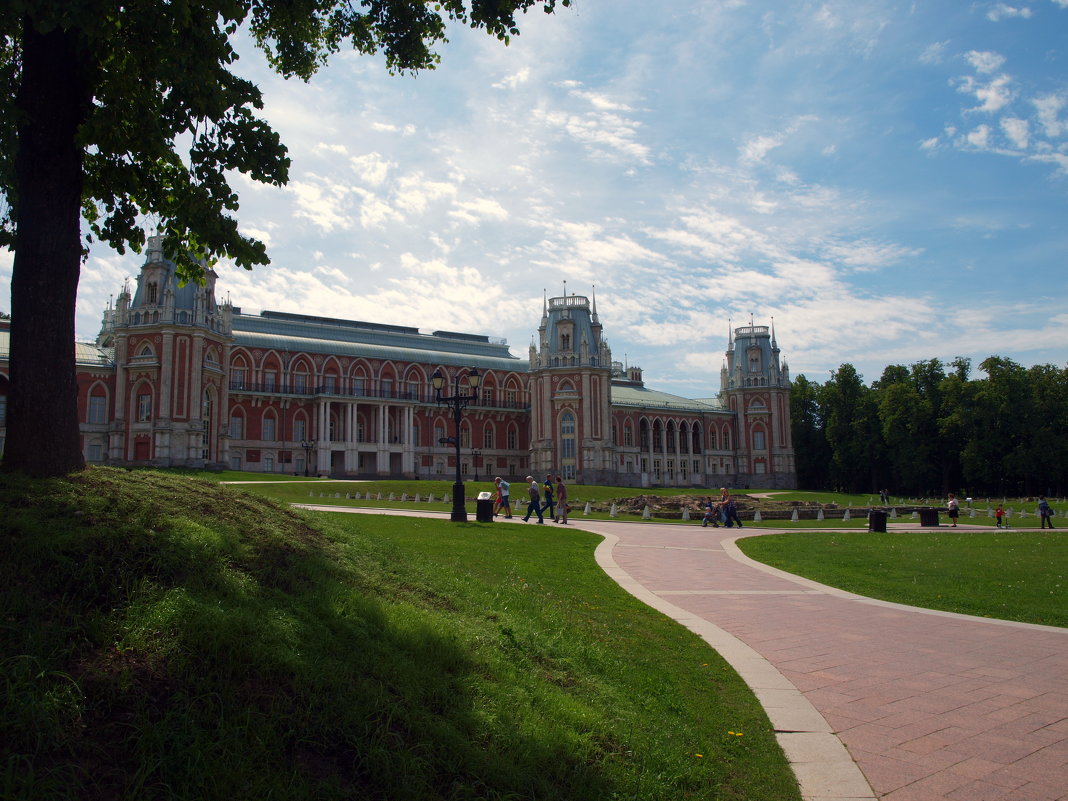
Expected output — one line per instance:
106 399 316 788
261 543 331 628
791 356 1068 498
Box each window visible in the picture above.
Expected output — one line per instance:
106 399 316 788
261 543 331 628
264 371 277 391
434 425 445 445
88 442 102 462
137 393 152 422
507 428 518 449
753 430 766 450
231 456 242 471
381 378 393 398
230 415 244 439
323 375 336 394
293 418 306 442
263 416 276 441
693 460 700 475
264 456 274 473
352 377 365 396
293 373 307 393
624 422 633 447
408 381 421 400
505 388 518 406
709 430 717 450
232 368 247 389
146 282 158 304
560 411 576 462
88 395 107 424
653 459 661 481
460 426 471 448
0 395 6 423
483 427 494 449
561 333 571 351
482 387 494 405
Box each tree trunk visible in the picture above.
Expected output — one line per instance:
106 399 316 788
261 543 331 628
2 20 93 477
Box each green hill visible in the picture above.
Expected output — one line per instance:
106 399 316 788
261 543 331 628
0 468 798 801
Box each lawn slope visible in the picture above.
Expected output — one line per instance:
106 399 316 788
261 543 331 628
1 468 799 801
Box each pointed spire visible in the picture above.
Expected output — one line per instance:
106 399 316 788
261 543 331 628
591 285 598 322
771 316 777 347
542 289 547 316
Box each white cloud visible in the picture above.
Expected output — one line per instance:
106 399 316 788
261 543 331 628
965 50 1006 73
738 117 817 166
1000 116 1030 149
493 67 531 90
447 197 510 225
1032 93 1067 138
965 124 993 148
986 4 1033 21
350 152 394 186
288 175 354 231
393 174 459 215
956 72 1014 113
920 40 950 64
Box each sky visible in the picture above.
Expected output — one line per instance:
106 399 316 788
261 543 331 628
3 0 1068 397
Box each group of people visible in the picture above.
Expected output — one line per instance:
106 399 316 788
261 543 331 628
698 489 743 528
492 474 569 525
951 493 1056 529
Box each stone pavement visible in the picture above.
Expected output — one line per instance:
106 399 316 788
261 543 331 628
574 519 1068 801
298 505 1068 800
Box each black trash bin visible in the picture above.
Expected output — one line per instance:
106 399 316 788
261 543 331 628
918 508 939 527
868 509 888 532
475 491 494 523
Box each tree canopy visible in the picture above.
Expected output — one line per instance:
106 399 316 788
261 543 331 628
0 0 569 477
792 356 1068 497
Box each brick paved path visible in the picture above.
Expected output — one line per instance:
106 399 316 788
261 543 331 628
575 519 1068 801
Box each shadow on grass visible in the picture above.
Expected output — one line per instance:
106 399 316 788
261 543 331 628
0 469 627 801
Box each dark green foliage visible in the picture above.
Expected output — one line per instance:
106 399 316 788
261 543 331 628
792 356 1068 496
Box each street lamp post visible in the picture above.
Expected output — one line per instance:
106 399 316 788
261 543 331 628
432 368 481 522
301 439 316 477
472 449 482 482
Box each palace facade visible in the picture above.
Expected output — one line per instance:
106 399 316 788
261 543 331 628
0 239 796 488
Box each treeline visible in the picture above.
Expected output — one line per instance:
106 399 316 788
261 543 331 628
790 356 1068 497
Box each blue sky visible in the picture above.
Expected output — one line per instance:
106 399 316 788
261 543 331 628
3 0 1067 396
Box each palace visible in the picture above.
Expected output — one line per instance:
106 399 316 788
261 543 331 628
0 238 796 488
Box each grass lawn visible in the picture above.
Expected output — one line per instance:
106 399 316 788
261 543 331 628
1 468 800 801
736 530 1068 628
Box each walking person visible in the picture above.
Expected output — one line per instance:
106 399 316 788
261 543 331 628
555 474 568 524
720 488 743 528
522 475 544 523
541 473 557 521
494 477 512 518
1038 496 1055 529
947 493 959 527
